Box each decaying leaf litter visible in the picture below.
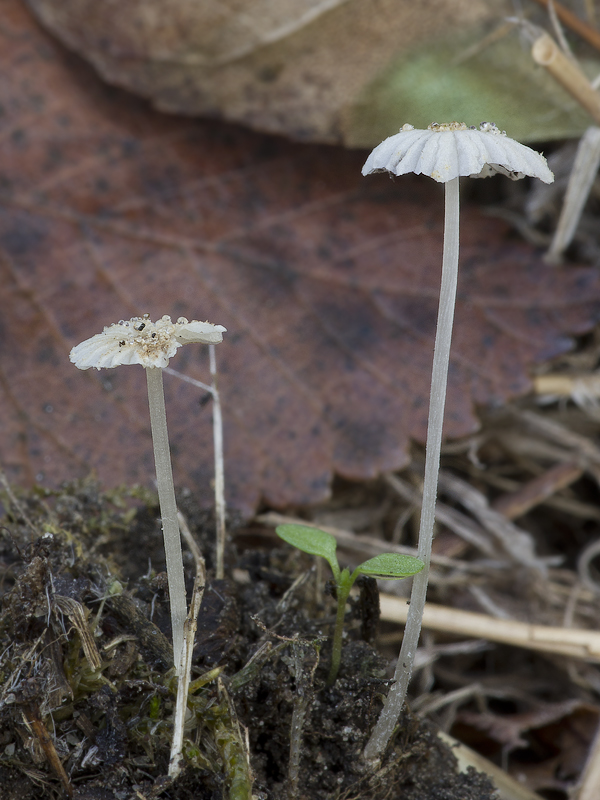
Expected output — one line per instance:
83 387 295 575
4 1 600 799
4 1 600 513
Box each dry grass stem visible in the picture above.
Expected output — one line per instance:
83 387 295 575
53 595 101 672
437 470 543 570
512 408 600 466
384 473 500 558
25 703 74 798
379 596 600 662
546 127 600 263
532 32 600 125
530 0 600 52
165 360 227 579
491 461 583 519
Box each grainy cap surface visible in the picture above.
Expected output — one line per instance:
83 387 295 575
69 315 226 370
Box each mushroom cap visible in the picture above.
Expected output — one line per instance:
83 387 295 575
362 122 554 184
70 314 226 370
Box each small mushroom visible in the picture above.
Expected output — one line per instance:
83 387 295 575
362 122 553 762
70 314 226 670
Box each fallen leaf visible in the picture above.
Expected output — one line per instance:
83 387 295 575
25 0 596 144
2 2 600 514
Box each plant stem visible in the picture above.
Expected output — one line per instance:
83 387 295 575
364 177 460 763
210 345 227 580
327 580 351 686
146 366 187 672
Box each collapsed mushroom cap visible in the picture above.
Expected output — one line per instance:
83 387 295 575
362 122 554 184
70 314 226 370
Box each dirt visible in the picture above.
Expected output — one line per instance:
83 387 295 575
0 481 496 800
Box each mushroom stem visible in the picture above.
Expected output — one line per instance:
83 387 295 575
146 366 187 672
210 345 227 580
364 177 460 762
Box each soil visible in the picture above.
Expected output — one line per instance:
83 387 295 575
0 480 496 800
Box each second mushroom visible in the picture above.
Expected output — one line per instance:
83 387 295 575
70 314 226 672
361 121 554 762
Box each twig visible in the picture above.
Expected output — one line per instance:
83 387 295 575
384 473 500 559
379 595 600 661
169 514 206 779
165 358 227 580
546 0 574 58
534 373 600 404
512 408 600 466
53 595 101 671
437 470 546 572
546 127 600 263
177 510 204 571
24 703 73 798
531 32 600 125
491 461 583 519
530 0 600 52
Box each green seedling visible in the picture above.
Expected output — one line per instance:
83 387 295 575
276 523 424 685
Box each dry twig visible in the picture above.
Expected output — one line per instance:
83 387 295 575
379 595 600 662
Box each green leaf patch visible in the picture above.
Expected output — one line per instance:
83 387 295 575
357 553 424 579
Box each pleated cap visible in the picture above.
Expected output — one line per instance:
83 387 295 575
362 122 554 184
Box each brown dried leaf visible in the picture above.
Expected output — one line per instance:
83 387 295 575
2 2 600 513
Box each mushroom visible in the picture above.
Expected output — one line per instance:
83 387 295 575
361 122 554 762
70 313 226 671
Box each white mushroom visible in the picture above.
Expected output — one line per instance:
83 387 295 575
362 122 553 763
70 314 226 670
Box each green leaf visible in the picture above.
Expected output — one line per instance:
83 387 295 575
275 524 339 576
346 33 594 147
357 553 424 580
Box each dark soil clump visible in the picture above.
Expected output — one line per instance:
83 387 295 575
0 481 496 799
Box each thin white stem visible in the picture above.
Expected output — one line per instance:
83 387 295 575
146 366 187 672
169 569 205 778
210 345 227 580
364 177 461 763
169 512 206 778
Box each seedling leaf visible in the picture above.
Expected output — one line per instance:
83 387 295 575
276 524 338 575
357 553 424 579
